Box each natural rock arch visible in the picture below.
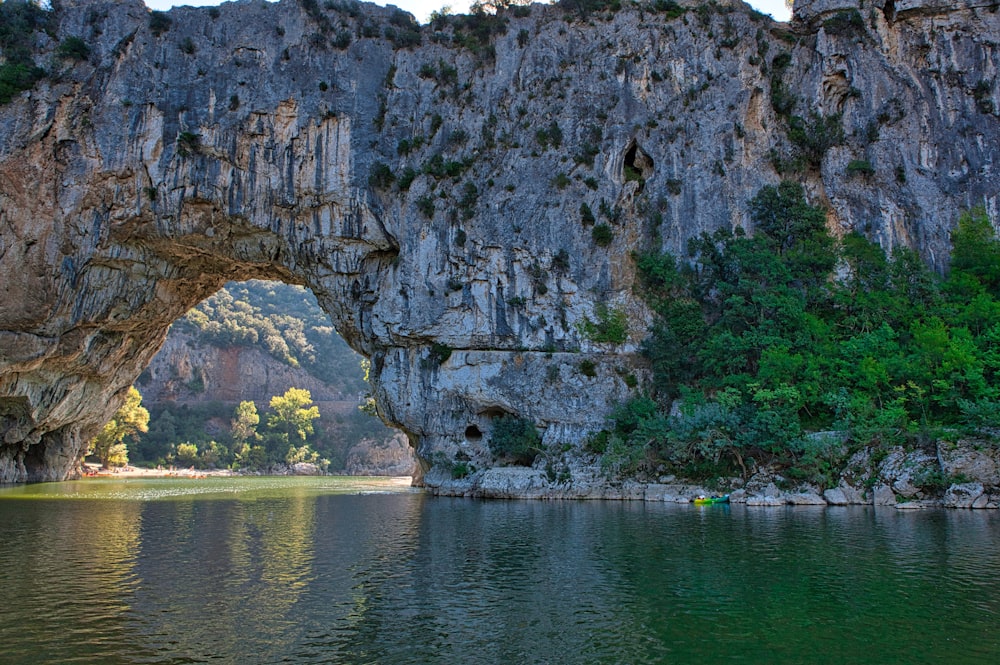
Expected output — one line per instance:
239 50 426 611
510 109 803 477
1 0 998 487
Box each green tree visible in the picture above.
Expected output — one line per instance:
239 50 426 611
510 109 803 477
231 400 260 446
90 387 149 468
950 206 1000 293
268 388 320 442
175 442 200 467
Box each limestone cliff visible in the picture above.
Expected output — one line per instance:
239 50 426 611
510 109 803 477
0 0 997 486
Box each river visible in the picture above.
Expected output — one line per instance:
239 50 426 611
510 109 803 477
0 476 997 664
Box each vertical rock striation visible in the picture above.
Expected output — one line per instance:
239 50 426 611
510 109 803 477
0 0 997 487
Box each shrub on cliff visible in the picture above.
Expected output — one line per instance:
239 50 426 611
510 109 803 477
0 0 49 104
149 10 172 36
489 415 541 466
56 36 90 62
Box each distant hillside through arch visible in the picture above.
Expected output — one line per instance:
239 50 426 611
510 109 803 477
135 280 415 475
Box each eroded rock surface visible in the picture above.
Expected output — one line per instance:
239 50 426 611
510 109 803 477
1 0 998 485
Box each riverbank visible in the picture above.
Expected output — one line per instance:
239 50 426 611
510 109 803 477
83 463 237 479
421 438 1000 509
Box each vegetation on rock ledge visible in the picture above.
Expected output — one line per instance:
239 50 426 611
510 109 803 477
602 185 1000 487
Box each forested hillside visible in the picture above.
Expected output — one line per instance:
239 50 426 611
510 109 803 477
175 280 370 393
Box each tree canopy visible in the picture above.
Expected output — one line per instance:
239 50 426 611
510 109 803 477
90 387 149 468
268 387 321 442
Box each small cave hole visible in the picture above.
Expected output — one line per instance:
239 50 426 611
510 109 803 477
465 424 483 442
623 140 654 186
883 0 896 25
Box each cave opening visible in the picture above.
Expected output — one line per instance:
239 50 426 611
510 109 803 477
128 279 412 477
623 140 655 187
883 0 896 25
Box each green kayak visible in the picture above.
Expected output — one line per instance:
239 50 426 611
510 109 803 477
693 494 730 505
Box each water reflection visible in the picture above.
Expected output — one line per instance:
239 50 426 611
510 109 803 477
0 499 142 663
2 482 1000 664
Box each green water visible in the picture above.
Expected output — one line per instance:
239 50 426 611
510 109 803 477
1 477 998 664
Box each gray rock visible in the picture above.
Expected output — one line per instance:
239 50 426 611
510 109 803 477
289 462 323 476
475 467 549 499
878 447 938 498
872 484 898 507
895 500 936 510
939 440 1000 489
746 495 786 507
824 487 850 505
787 491 827 505
943 482 986 509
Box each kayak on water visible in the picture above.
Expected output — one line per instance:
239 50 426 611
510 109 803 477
693 494 730 505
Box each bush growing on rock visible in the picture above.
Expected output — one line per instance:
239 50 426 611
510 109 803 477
592 224 613 246
488 415 541 466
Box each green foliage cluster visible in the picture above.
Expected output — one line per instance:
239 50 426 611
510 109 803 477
457 181 478 219
822 9 865 37
973 80 995 115
176 131 201 157
578 304 628 345
384 9 421 48
138 390 324 471
846 159 874 177
592 223 613 246
427 342 453 365
129 281 398 470
89 387 149 468
176 280 368 392
368 161 395 189
56 36 90 61
0 0 49 105
149 10 172 37
558 0 622 20
787 112 844 170
651 0 686 19
535 120 563 151
611 186 1000 486
418 59 458 89
135 393 388 472
434 4 507 59
488 415 541 466
423 152 469 180
768 52 796 118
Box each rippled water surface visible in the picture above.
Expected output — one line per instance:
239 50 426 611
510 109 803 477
1 477 999 664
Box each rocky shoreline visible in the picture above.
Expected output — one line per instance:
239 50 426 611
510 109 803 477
421 438 1000 509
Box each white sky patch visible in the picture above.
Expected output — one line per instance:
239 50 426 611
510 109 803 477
143 0 792 24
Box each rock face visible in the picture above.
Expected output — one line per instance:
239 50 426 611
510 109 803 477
343 432 418 476
141 330 350 405
1 0 998 484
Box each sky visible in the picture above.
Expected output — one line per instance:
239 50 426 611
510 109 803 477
143 0 792 24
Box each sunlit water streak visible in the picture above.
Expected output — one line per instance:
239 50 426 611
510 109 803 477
1 477 999 664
